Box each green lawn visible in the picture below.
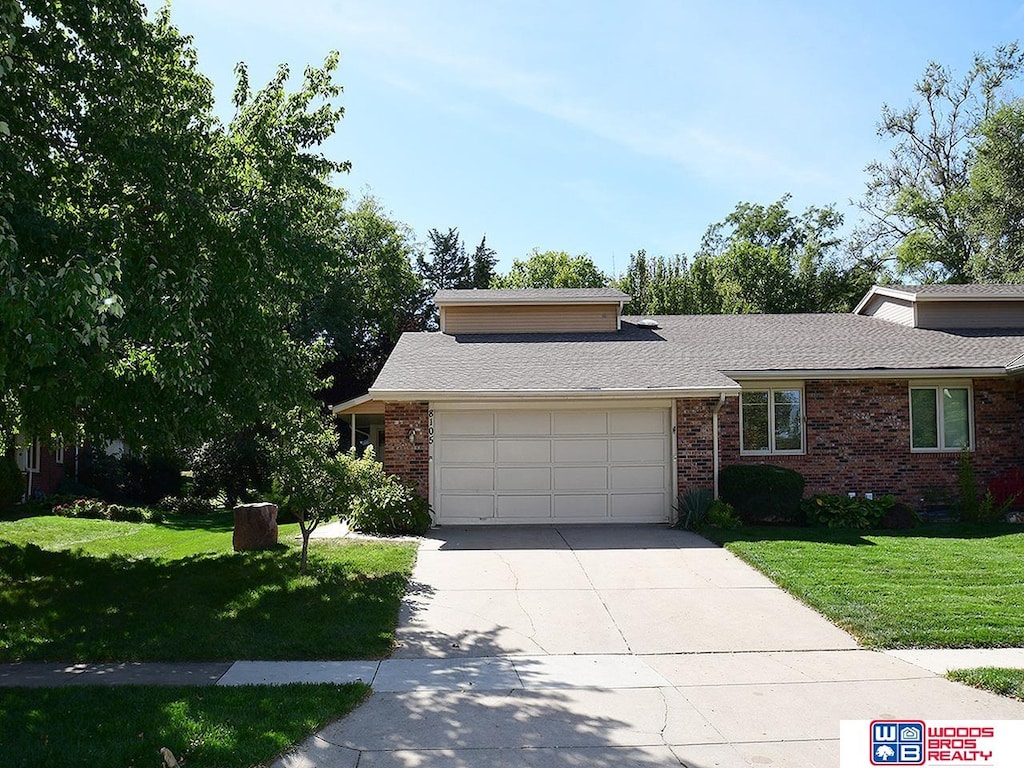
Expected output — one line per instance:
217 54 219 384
703 523 1024 648
0 514 418 662
948 668 1024 700
0 683 369 768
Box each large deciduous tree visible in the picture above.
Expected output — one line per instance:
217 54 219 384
0 0 349 451
968 100 1024 282
853 44 1024 283
493 249 607 289
299 194 425 405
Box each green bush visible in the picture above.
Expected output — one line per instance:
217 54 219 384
157 495 219 516
338 447 432 536
0 455 24 511
51 498 162 523
675 487 713 530
78 449 182 504
719 464 805 523
706 499 743 529
190 427 273 506
802 494 893 529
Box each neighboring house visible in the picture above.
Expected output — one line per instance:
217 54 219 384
14 435 73 499
340 285 1024 526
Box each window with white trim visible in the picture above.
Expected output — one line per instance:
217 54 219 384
740 387 804 454
55 444 64 465
910 384 972 451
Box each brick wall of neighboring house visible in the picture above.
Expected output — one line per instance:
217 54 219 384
675 397 719 495
709 378 1022 506
383 402 430 500
23 444 70 498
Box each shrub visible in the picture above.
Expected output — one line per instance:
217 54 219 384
338 447 433 536
719 464 805 523
51 498 161 523
802 494 893 529
674 487 713 530
0 455 24 511
706 499 742 529
78 449 182 504
190 427 273 507
157 495 219 516
880 502 919 530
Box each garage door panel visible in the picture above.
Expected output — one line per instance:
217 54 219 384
611 494 666 519
610 409 666 434
439 467 494 491
497 495 551 519
554 466 608 490
609 437 667 463
552 410 608 435
496 439 551 463
554 494 609 519
496 467 551 491
497 411 551 435
610 464 667 490
434 406 670 524
438 440 494 463
439 495 494 521
437 411 494 436
553 439 608 463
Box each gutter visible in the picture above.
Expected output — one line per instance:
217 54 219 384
712 393 726 499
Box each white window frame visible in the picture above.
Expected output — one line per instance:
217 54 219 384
739 383 806 456
909 381 974 453
55 444 64 465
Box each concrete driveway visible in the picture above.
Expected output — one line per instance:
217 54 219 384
278 525 1024 767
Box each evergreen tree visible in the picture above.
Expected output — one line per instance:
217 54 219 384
470 235 498 288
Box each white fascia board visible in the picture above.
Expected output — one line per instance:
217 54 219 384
913 293 1024 303
330 393 373 414
368 385 741 401
434 296 628 307
723 367 1008 380
852 285 917 315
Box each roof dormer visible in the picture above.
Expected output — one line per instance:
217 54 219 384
434 288 630 334
854 284 1024 329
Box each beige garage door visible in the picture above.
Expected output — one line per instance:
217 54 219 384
431 405 673 524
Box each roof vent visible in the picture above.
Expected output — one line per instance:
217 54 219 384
636 318 660 329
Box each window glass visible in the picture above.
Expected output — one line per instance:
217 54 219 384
942 387 970 448
741 391 769 451
773 389 802 451
910 389 938 449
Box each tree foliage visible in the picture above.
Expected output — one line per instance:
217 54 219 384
617 197 873 316
299 195 425 405
1 0 347 450
854 44 1024 283
493 249 607 289
969 100 1024 282
470 235 498 289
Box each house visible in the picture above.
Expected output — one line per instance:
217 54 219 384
339 285 1024 525
14 435 74 499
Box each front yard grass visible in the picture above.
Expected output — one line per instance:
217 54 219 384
703 523 1024 648
947 668 1024 700
0 682 368 768
0 514 417 662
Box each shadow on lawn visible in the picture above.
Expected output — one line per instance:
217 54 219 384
705 521 1023 547
0 541 408 663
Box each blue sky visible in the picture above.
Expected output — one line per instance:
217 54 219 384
167 1 1024 276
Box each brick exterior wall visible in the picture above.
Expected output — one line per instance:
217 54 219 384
383 402 430 500
675 397 719 495
711 378 1022 506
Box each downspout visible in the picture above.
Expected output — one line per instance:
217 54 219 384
712 393 726 499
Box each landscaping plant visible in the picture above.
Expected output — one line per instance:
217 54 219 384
802 494 894 529
706 499 743 529
719 464 805 523
339 447 432 536
675 487 713 530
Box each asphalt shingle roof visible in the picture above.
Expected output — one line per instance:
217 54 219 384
370 313 1024 396
889 284 1024 298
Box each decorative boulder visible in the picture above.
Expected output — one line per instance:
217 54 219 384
233 502 279 551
